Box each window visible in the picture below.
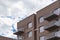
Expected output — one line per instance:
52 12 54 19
28 22 32 28
39 16 44 23
40 36 44 40
53 8 60 15
40 26 44 33
28 31 32 38
18 36 22 40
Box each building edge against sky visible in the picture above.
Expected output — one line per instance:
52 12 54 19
14 0 60 40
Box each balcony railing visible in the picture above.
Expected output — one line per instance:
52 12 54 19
14 28 24 35
44 12 59 21
45 31 60 40
17 28 24 32
44 20 60 31
17 36 24 40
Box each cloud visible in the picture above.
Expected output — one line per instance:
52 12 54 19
11 24 16 32
0 5 8 16
0 0 57 17
0 17 17 38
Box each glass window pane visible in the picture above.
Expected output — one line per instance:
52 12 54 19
54 8 60 15
40 26 44 33
40 36 44 40
18 36 22 40
28 22 32 28
28 31 32 38
39 17 44 23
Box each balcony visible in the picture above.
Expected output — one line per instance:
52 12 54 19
45 31 60 40
17 36 24 40
44 20 60 31
44 13 59 21
14 28 24 35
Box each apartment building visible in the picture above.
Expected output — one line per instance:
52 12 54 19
14 0 60 40
14 14 36 40
0 36 15 40
36 0 60 40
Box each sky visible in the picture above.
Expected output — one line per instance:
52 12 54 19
0 0 57 39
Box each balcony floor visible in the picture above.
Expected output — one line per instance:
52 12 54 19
14 31 24 35
44 14 59 21
45 25 59 31
47 37 60 40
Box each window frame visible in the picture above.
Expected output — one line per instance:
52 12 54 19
27 22 33 28
27 31 32 38
39 16 44 23
39 36 45 40
39 26 45 33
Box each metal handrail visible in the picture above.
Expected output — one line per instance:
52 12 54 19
45 31 60 39
18 28 24 31
44 20 57 29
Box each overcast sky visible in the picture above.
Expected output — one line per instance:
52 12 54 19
0 0 57 39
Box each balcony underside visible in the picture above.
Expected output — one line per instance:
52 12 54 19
45 25 59 31
44 14 58 21
47 37 60 40
14 31 24 35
